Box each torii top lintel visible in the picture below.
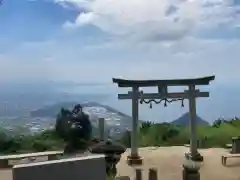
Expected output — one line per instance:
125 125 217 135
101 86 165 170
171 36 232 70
112 75 215 87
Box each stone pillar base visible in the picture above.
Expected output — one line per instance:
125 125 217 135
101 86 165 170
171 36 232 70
127 155 143 166
185 152 204 162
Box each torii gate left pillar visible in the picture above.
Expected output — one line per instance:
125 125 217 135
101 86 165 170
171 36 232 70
115 85 142 165
129 85 142 165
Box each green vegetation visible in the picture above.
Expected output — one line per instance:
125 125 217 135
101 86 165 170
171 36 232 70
0 129 64 154
0 116 240 154
120 118 240 148
0 104 93 154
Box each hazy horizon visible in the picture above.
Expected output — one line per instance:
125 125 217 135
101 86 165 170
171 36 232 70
0 81 238 124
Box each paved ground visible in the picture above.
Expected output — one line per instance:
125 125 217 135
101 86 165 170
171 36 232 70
1 146 240 180
117 147 240 180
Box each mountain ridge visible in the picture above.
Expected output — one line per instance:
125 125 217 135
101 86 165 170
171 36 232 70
30 101 132 119
30 101 135 134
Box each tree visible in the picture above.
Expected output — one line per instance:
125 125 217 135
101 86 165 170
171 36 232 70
212 118 227 128
140 121 154 135
55 104 92 152
0 131 8 151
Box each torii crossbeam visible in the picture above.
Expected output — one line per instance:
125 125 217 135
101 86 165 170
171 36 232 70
112 76 215 166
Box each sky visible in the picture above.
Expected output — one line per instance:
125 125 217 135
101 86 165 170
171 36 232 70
0 0 239 83
0 0 240 122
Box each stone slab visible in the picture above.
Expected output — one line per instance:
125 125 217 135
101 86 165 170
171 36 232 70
12 154 106 180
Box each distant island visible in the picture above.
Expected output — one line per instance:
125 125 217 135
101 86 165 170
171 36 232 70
170 112 209 126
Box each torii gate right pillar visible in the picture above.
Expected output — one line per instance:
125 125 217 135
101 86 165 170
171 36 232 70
186 85 203 161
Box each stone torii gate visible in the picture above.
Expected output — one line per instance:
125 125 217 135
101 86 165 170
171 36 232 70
112 76 215 166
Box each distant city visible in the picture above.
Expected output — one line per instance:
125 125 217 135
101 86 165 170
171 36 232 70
0 101 134 137
0 99 210 140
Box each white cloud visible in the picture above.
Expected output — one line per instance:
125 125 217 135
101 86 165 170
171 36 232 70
58 0 239 41
0 54 52 83
3 0 240 84
63 12 95 29
12 37 235 85
0 36 239 85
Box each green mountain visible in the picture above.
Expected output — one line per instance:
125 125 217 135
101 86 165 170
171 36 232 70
30 102 78 118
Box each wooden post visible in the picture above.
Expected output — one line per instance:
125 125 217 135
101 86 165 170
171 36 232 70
135 169 142 180
0 159 9 168
148 168 158 180
98 118 105 141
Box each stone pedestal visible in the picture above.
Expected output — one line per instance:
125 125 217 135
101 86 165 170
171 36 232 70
185 152 203 162
182 167 200 180
127 155 143 166
232 136 240 154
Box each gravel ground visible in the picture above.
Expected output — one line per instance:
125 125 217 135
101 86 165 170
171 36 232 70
1 146 240 180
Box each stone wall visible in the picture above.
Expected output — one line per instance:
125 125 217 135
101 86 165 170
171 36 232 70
13 154 106 180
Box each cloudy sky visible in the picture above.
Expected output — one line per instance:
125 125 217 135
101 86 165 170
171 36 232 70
0 0 240 122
